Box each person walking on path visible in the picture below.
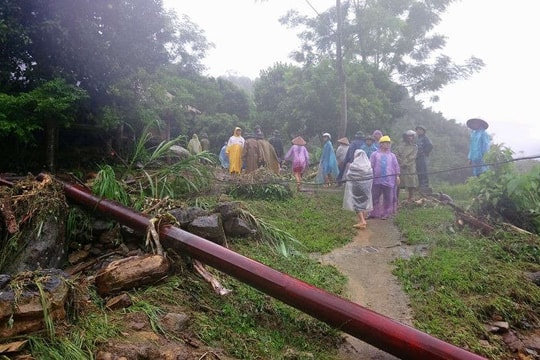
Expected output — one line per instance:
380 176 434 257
226 127 245 174
343 149 373 230
200 132 210 152
370 135 400 220
415 125 433 190
335 137 350 186
242 132 261 174
343 131 365 166
284 136 310 191
395 130 418 202
467 118 491 176
268 130 284 166
316 132 339 187
187 133 202 155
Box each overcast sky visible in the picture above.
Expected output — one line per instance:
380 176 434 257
164 0 540 157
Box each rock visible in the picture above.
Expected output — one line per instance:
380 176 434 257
223 217 256 237
3 215 67 274
526 271 540 286
105 293 132 310
160 312 190 334
169 207 207 227
0 269 70 337
491 321 510 331
214 201 243 221
523 334 540 352
187 214 227 245
169 145 190 158
502 330 523 352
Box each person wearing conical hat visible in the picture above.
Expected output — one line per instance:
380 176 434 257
466 118 491 176
284 136 309 191
370 135 400 220
226 127 245 174
335 137 350 186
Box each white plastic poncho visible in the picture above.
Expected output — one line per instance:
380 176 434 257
343 149 373 212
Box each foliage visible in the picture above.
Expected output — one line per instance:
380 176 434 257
280 0 484 95
468 145 540 234
253 61 404 139
92 165 130 206
227 182 292 201
394 200 540 359
0 78 88 142
0 0 210 96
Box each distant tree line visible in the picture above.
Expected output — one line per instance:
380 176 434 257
0 0 490 183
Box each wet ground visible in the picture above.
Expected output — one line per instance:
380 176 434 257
319 218 414 360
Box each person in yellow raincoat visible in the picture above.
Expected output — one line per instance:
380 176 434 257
226 127 245 174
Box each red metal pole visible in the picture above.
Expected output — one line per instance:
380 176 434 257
61 181 487 360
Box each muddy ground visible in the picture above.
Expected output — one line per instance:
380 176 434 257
320 217 415 360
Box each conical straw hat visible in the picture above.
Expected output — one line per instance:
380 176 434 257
337 137 349 145
291 136 306 146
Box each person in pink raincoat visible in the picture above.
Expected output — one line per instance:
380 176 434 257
284 136 310 191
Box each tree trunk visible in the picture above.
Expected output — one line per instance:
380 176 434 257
45 118 58 173
336 0 348 138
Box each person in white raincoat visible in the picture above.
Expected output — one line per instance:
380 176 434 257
343 149 373 229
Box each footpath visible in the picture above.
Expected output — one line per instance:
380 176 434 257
319 217 414 360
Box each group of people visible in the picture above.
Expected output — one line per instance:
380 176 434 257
219 126 284 176
214 118 491 230
340 118 491 230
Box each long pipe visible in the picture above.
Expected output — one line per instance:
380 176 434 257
59 180 486 360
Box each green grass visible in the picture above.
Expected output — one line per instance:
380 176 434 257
393 198 540 359
133 243 347 359
245 191 356 253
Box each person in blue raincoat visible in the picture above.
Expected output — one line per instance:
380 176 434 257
467 118 491 176
316 132 339 187
219 141 229 170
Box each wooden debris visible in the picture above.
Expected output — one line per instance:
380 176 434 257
193 260 231 296
0 340 28 354
456 212 495 235
0 194 18 234
94 255 170 296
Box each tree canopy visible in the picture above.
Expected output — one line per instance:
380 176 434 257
280 0 484 95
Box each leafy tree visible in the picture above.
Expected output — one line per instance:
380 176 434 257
0 0 211 99
0 78 88 171
281 0 484 96
254 61 404 139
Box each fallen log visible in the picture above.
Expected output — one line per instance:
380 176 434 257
456 212 495 235
94 254 170 296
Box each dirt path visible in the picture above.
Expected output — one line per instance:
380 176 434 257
319 218 414 360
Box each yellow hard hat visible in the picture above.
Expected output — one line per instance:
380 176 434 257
379 135 391 143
